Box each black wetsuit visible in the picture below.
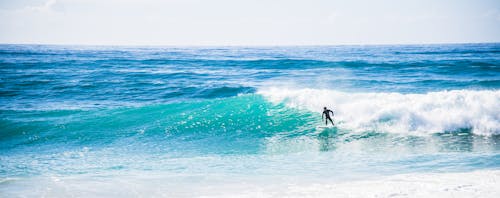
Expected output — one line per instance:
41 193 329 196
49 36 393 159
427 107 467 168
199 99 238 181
322 109 334 126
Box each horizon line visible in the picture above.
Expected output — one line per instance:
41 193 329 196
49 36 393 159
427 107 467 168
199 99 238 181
0 41 499 48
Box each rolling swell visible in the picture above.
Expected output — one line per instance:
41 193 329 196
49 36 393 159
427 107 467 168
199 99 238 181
0 95 316 154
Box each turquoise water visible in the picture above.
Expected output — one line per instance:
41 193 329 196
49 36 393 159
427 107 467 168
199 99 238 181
1 44 500 195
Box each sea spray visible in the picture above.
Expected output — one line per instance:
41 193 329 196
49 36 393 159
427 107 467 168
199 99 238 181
259 88 500 135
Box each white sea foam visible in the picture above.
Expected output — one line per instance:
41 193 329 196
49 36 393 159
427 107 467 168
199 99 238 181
2 170 499 198
258 87 500 135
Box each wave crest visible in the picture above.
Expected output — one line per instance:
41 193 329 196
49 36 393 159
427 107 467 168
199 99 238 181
258 88 500 135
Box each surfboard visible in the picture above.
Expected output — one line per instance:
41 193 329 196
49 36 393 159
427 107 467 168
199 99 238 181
316 125 335 129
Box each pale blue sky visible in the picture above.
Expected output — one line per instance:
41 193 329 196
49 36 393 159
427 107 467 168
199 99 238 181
1 0 499 45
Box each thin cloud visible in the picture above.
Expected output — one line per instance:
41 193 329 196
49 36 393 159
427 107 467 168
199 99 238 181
0 0 499 45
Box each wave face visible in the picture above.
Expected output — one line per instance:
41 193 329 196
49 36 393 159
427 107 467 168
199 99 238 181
259 88 500 135
0 95 315 153
1 44 500 196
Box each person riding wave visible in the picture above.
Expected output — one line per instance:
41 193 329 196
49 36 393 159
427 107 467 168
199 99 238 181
322 107 334 126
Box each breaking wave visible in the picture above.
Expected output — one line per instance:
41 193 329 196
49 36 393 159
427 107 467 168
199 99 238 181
258 87 500 135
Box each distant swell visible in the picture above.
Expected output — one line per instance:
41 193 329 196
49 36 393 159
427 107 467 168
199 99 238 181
258 88 500 136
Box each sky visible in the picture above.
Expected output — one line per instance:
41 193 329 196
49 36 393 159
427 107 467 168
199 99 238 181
0 0 499 46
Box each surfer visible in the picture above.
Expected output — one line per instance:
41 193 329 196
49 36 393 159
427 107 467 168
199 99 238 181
322 107 334 126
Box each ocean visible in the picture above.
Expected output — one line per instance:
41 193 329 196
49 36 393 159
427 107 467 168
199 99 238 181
1 43 499 197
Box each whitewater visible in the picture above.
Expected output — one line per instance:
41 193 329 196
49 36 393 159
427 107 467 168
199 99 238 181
1 44 499 197
259 88 500 135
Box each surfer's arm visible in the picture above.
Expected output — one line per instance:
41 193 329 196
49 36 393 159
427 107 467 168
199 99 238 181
329 110 334 117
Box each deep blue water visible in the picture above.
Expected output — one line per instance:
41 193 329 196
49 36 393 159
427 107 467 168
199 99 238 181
1 44 499 193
